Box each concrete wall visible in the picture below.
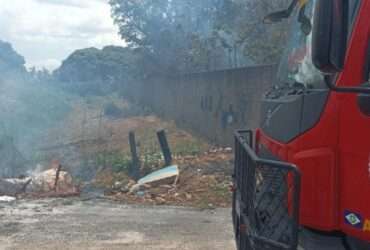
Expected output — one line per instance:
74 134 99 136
126 65 277 146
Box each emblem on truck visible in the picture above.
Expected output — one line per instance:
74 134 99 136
345 211 362 228
344 211 370 232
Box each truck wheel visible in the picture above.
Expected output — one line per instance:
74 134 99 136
345 236 370 250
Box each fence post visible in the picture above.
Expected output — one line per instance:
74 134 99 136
129 131 140 180
157 129 172 166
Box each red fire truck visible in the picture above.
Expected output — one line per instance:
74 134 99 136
232 0 370 249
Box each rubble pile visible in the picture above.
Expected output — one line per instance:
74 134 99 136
101 147 233 208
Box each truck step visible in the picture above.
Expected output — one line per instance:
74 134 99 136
299 229 346 250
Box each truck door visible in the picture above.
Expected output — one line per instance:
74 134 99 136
338 42 370 243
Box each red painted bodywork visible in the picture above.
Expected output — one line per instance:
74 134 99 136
257 0 370 242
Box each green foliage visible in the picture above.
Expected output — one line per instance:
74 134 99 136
54 0 292 94
173 141 203 156
55 46 133 82
96 149 167 174
96 152 132 173
213 0 291 64
109 0 227 73
109 0 291 73
212 183 231 200
141 150 163 169
53 0 293 97
54 46 149 95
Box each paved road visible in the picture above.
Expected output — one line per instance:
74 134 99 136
0 198 235 250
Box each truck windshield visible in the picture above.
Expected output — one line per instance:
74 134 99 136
276 1 326 90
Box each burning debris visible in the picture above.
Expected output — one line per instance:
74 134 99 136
0 160 79 199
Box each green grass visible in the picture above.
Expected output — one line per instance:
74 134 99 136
172 141 203 156
96 151 131 173
212 183 231 200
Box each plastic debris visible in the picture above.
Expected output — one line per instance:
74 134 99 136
0 195 16 202
130 165 179 193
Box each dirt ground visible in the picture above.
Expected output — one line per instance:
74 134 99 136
0 198 235 250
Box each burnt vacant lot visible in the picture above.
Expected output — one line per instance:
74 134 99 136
34 96 233 208
0 96 235 249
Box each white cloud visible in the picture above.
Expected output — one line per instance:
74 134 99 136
0 0 126 70
34 0 89 8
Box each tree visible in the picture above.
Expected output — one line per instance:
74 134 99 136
109 0 293 72
213 0 291 65
29 67 53 83
54 46 147 95
0 40 26 74
109 0 224 74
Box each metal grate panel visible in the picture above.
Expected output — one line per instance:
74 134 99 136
232 130 301 250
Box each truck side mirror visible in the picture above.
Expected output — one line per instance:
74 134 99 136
263 0 298 24
263 10 291 23
312 0 348 73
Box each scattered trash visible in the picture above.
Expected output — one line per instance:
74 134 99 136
155 196 166 204
185 193 192 200
136 191 146 197
113 181 124 190
99 147 233 208
130 165 179 193
224 147 233 153
0 195 16 202
85 116 234 208
0 178 31 196
120 187 130 193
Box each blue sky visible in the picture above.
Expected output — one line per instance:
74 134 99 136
0 0 126 70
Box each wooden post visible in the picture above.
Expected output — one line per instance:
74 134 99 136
53 163 62 192
129 131 140 180
157 129 172 166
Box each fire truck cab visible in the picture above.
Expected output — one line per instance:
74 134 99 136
232 0 370 249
